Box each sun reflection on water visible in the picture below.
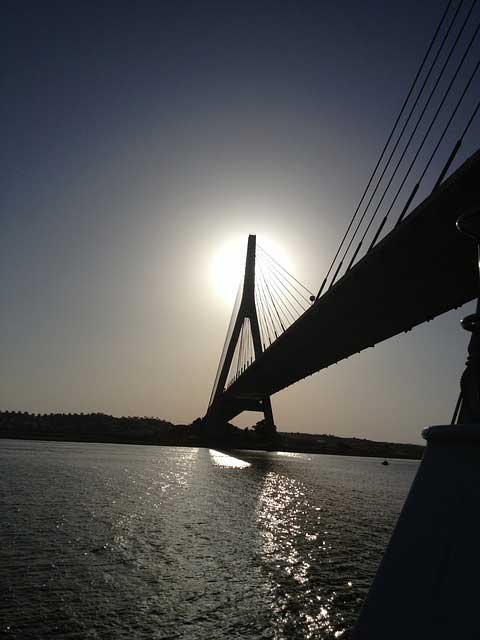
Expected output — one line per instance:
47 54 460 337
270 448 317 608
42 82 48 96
208 449 251 468
276 451 308 458
111 448 200 553
256 471 346 639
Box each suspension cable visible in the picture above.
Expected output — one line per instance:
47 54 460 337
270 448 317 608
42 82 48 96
258 245 314 299
257 265 279 341
411 62 480 202
255 285 269 349
386 21 480 230
258 261 286 333
260 265 299 326
345 2 479 271
258 253 310 312
316 0 457 298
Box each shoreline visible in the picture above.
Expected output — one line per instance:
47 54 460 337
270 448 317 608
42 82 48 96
0 432 424 460
0 411 424 460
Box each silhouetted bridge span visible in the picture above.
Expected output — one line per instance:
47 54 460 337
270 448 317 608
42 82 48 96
205 151 479 425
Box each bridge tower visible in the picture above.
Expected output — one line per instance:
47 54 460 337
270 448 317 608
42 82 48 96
206 234 274 429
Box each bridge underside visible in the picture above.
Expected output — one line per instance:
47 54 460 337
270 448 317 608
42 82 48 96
208 151 480 422
206 397 269 425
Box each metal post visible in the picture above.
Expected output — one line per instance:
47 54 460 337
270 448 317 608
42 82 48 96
456 210 480 424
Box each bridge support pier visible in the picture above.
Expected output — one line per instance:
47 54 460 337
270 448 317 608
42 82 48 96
206 234 276 431
262 396 274 427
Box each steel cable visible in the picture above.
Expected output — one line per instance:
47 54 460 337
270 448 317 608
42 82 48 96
345 2 479 270
316 0 457 298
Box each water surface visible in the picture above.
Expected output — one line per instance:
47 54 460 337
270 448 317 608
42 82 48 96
0 440 418 639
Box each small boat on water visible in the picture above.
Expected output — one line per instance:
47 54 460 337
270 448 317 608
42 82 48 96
382 460 389 466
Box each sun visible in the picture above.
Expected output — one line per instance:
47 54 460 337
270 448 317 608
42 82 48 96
210 236 246 305
210 234 295 306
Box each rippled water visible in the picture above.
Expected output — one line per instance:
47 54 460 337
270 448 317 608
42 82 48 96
0 440 418 639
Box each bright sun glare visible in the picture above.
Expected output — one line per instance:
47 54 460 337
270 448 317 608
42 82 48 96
210 234 294 306
210 236 245 305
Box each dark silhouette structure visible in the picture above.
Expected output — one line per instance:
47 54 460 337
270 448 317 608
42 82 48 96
205 151 480 427
455 209 480 424
205 235 275 431
202 0 480 428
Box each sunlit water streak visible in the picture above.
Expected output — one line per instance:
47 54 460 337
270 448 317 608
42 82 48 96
208 449 251 468
0 440 417 639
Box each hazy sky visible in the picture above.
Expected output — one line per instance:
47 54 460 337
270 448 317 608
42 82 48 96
2 1 479 443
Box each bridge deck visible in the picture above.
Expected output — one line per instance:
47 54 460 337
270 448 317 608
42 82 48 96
212 151 480 421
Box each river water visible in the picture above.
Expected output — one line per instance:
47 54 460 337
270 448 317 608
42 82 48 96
0 440 418 639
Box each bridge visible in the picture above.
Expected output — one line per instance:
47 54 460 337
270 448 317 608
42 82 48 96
204 5 480 429
205 151 479 427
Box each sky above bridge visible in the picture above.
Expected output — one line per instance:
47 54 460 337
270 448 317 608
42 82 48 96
2 0 478 443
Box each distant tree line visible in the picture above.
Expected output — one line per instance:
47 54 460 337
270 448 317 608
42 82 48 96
0 411 424 458
0 411 189 445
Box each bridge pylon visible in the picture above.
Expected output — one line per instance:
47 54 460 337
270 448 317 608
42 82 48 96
205 234 275 429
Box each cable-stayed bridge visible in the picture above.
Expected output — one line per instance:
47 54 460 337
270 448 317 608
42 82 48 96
204 0 480 427
205 152 478 425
